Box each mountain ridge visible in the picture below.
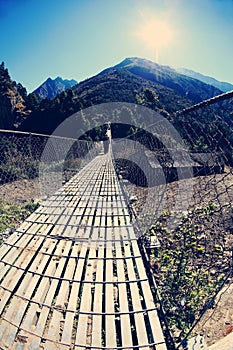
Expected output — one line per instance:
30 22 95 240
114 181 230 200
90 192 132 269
21 57 227 136
99 57 223 103
33 76 78 100
176 67 233 92
0 57 232 164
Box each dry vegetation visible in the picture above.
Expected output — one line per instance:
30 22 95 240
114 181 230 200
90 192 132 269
129 170 233 346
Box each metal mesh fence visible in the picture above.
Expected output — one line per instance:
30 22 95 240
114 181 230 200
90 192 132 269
0 129 98 238
111 96 233 347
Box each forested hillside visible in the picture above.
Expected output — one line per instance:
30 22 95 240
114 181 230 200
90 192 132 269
0 58 232 165
0 62 40 129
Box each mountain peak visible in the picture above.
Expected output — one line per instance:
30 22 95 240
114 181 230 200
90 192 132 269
33 76 78 100
116 57 148 66
116 57 233 93
115 57 164 69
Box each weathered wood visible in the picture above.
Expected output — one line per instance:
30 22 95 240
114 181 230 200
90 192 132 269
0 152 166 350
75 227 98 349
43 240 73 349
60 242 87 349
105 231 117 348
91 231 104 347
0 226 52 348
115 229 133 347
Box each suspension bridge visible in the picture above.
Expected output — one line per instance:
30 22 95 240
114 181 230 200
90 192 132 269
0 142 167 349
0 90 232 349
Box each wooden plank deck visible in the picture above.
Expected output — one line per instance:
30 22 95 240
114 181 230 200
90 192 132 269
0 150 167 349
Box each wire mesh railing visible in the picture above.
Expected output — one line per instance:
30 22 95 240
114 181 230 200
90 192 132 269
0 129 99 186
110 95 233 347
0 129 99 241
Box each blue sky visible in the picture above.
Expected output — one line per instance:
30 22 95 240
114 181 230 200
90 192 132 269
1 0 233 92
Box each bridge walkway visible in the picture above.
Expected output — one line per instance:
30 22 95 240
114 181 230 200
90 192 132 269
0 151 166 349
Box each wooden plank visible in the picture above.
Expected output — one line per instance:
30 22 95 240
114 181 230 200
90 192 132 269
0 225 50 315
74 231 97 349
0 232 25 261
91 222 104 347
117 185 164 349
61 242 88 346
0 226 52 348
43 239 74 350
131 241 166 349
115 240 133 347
113 183 134 348
105 229 117 348
19 237 71 349
14 277 50 349
10 236 58 350
0 220 42 263
124 243 149 348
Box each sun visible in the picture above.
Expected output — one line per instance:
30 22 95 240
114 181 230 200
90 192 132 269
136 19 173 49
133 8 177 62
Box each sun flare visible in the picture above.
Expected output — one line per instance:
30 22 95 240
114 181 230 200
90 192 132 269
137 20 173 49
134 9 177 62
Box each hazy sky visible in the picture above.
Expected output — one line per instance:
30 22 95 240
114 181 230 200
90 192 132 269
1 0 233 91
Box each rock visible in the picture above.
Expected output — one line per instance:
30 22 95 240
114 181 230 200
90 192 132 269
224 325 233 335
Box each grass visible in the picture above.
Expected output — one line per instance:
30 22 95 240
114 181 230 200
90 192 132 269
149 203 232 343
0 198 39 244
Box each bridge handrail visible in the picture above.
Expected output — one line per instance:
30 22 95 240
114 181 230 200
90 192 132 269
0 128 91 142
